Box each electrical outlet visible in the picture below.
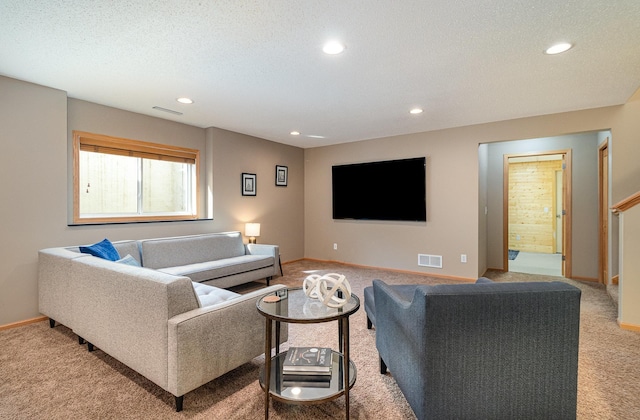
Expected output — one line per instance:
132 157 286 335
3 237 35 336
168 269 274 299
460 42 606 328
333 243 338 250
461 254 467 263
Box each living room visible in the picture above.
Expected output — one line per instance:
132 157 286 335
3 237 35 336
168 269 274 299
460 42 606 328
5 78 639 327
2 1 640 418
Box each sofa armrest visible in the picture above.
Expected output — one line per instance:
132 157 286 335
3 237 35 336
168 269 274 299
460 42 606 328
372 280 425 366
245 243 280 276
167 284 288 397
245 243 279 258
38 248 90 328
372 279 416 307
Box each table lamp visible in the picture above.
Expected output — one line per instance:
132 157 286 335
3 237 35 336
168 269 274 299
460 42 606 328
245 223 261 244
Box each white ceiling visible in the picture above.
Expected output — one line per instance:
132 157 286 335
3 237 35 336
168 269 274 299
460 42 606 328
1 1 639 148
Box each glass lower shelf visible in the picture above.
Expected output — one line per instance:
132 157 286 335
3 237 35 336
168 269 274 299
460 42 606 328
259 350 357 403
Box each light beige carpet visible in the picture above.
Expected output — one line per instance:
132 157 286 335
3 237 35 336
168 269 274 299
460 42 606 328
1 260 640 419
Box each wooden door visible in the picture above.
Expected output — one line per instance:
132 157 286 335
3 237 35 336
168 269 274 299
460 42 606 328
503 150 571 277
599 140 609 284
555 170 563 253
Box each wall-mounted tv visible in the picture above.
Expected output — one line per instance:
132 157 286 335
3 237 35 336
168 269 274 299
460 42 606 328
332 157 426 222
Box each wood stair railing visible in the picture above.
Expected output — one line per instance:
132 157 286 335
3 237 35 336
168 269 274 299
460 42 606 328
612 191 640 214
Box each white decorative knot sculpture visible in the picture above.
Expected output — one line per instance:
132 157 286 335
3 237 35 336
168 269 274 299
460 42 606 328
303 273 352 308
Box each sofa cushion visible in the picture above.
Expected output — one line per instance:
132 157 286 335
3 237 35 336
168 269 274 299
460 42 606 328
112 240 141 264
158 254 274 283
139 232 246 269
117 254 141 266
365 277 496 324
192 282 240 307
79 238 120 261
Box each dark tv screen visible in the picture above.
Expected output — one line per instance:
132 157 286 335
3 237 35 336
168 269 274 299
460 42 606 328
332 157 426 222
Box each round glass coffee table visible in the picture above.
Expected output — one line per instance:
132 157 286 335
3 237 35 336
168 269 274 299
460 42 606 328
257 287 360 419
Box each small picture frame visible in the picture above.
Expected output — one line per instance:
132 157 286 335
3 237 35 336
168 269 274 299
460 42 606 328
275 165 288 187
242 173 257 196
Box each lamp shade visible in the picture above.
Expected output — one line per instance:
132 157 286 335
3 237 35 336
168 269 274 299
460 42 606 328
245 223 261 238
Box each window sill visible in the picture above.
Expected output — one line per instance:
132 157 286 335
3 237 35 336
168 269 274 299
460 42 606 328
68 218 213 227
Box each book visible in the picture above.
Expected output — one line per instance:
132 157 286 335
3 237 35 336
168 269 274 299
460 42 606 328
283 380 331 388
282 347 333 373
282 372 331 382
282 368 332 377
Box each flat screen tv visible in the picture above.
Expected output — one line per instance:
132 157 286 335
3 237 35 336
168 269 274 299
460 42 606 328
332 157 426 222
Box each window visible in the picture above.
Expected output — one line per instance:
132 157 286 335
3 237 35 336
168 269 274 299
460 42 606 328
73 131 199 224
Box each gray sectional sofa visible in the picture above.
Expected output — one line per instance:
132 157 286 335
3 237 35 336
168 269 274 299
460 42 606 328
135 231 280 288
38 232 286 411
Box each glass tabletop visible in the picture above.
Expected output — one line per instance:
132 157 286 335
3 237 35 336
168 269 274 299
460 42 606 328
257 287 360 323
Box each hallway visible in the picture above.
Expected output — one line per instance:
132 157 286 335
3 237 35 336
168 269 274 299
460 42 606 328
509 251 563 277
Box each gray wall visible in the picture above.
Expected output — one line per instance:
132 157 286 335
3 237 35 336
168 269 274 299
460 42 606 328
207 127 304 263
611 91 640 327
304 128 484 280
1 77 67 325
0 76 305 326
67 99 208 221
304 107 626 281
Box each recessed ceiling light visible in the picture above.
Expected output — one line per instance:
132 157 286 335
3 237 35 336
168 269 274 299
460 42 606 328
545 42 573 55
409 108 424 114
322 41 345 55
307 135 326 139
176 97 194 104
290 131 300 136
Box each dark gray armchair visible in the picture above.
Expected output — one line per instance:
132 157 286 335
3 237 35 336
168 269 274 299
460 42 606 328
365 278 581 420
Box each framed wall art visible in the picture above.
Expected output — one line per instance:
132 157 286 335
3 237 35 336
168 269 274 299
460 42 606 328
275 165 288 187
242 173 257 196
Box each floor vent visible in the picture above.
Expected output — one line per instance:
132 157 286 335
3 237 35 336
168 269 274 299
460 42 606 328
418 254 442 268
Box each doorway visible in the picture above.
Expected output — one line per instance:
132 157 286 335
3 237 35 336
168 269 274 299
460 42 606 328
503 150 572 277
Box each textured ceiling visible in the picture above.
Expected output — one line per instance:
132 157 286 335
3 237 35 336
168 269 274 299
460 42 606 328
1 1 639 148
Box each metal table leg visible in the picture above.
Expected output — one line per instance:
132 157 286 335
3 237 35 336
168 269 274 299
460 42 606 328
264 318 272 420
342 317 350 420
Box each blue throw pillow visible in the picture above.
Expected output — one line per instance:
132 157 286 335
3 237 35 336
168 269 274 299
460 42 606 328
79 238 120 261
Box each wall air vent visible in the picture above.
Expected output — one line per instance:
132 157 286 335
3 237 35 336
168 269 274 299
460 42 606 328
418 254 442 268
152 106 183 115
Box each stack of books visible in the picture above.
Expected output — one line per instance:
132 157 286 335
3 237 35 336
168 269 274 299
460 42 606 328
282 347 332 388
